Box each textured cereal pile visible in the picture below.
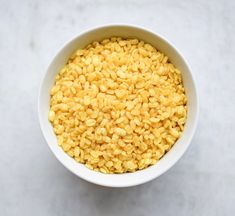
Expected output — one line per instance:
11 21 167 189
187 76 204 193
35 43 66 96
49 37 187 174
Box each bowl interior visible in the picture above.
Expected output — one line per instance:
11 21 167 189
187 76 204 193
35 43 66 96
39 25 198 187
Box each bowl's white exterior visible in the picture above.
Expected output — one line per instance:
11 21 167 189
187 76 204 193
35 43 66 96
38 25 198 187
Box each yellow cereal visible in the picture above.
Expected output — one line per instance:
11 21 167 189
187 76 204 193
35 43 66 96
115 89 127 99
49 37 187 174
149 117 160 123
99 85 107 92
74 147 80 157
135 81 145 89
116 70 126 79
131 109 140 116
48 110 55 122
170 128 179 138
57 136 64 146
116 117 125 124
105 161 113 168
115 128 127 137
83 96 91 106
85 119 96 127
50 85 60 95
125 161 137 170
79 75 86 84
62 143 71 152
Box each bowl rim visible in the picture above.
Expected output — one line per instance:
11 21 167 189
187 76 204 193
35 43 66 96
38 24 199 187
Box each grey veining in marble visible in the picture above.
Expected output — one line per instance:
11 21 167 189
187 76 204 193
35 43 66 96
0 0 235 215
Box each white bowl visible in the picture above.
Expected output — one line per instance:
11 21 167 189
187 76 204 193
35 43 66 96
38 24 198 187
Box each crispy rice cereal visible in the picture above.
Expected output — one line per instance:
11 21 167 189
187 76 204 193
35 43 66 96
49 37 187 174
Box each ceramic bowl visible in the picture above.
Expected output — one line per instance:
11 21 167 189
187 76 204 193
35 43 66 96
38 25 198 187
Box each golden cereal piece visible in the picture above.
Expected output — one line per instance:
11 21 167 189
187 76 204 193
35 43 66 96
115 89 127 99
115 128 127 137
99 85 107 92
74 147 80 157
48 110 55 122
85 119 96 127
116 70 126 79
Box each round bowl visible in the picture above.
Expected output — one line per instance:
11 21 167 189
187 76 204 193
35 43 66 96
38 24 198 187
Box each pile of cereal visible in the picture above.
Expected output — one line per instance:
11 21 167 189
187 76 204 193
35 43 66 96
49 37 187 174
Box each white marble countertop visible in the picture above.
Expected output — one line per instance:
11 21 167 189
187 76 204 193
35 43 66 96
1 0 235 215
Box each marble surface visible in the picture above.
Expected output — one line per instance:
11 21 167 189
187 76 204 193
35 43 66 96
1 0 235 215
